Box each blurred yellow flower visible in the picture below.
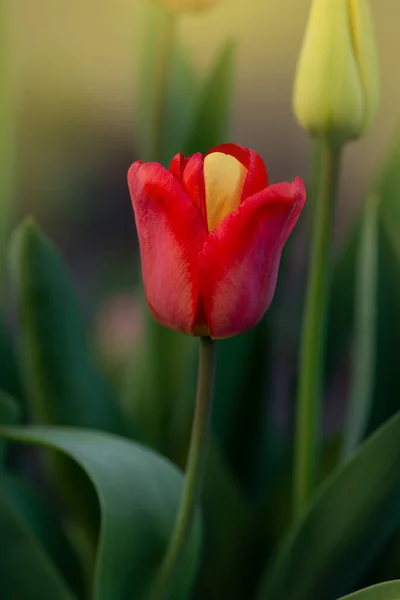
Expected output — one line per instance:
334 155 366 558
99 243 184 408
293 0 379 145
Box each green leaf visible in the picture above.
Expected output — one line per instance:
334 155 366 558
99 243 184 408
197 438 250 600
212 318 271 497
257 408 400 600
138 3 198 165
339 581 400 599
329 221 398 440
0 318 23 401
10 219 127 435
122 311 197 458
326 216 360 374
183 39 236 156
0 391 20 426
0 473 84 597
0 426 201 600
364 132 400 435
366 215 400 434
355 527 400 592
376 133 400 236
328 131 400 441
0 487 76 600
0 391 20 464
161 42 198 165
341 192 378 460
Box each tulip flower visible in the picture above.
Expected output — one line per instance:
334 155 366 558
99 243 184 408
128 144 306 339
293 0 379 144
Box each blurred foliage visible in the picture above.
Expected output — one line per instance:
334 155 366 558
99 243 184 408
258 409 400 600
340 582 400 599
0 0 400 599
328 132 400 444
0 426 201 600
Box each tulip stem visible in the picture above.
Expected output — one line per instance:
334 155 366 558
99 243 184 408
150 336 217 600
293 140 341 519
149 8 177 162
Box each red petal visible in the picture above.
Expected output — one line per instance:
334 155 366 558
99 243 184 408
128 161 207 334
207 143 269 200
169 152 192 180
170 152 208 224
198 178 306 338
181 153 207 223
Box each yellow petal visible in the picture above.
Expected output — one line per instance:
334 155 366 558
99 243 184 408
203 152 248 232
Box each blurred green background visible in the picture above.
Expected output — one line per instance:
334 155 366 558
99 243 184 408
7 0 399 241
1 3 400 598
2 0 398 438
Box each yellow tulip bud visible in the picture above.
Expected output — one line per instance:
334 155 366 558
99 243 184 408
152 0 218 11
293 0 379 145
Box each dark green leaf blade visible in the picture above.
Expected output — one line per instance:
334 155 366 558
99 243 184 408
341 192 378 460
183 39 236 156
10 219 128 435
197 438 250 600
161 42 198 165
257 409 400 600
0 391 21 464
0 426 201 600
339 581 400 599
0 473 84 597
0 488 76 600
0 391 20 426
327 131 400 440
213 319 271 497
122 313 197 458
0 319 23 401
376 133 400 233
366 216 400 434
137 3 198 165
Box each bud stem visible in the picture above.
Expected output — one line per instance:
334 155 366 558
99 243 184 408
150 336 217 599
293 140 342 518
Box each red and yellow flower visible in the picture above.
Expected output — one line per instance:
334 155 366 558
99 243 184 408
128 144 306 339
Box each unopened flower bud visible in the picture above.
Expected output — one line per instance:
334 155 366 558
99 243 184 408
293 0 379 145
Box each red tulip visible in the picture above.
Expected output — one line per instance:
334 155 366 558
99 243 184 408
127 143 306 339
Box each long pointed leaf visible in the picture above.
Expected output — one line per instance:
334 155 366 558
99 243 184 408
0 473 84 597
10 219 127 435
339 581 400 599
258 408 400 600
183 39 236 156
0 391 20 464
341 192 378 460
0 426 201 600
0 488 76 600
0 318 22 401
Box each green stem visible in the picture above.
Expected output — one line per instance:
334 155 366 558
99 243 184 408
293 140 342 518
341 192 378 461
150 336 217 600
148 8 176 162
